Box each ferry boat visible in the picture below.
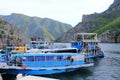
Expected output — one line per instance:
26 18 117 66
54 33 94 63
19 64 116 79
71 33 104 59
0 47 93 75
26 37 49 49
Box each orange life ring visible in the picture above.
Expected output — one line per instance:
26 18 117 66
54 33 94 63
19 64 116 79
22 64 26 69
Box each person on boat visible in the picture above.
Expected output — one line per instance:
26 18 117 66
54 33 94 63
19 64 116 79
88 42 95 54
7 54 13 66
95 43 102 54
16 57 22 66
82 43 89 53
77 44 83 52
12 56 17 66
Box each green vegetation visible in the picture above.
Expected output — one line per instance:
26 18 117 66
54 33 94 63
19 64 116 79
0 34 3 38
0 13 72 41
89 17 112 23
94 17 120 34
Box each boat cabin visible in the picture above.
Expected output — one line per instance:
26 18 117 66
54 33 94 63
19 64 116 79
11 46 27 53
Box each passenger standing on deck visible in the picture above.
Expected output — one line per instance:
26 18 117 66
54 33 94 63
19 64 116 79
95 43 101 54
88 42 95 54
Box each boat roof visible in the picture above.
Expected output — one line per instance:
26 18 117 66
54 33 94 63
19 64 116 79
30 40 47 43
82 40 99 42
74 33 99 42
71 40 99 43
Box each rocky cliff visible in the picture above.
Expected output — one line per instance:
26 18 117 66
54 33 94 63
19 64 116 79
0 18 29 48
59 0 120 43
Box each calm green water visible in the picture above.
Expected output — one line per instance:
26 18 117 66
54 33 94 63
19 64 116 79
43 43 120 80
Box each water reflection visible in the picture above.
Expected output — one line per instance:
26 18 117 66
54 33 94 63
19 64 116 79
41 68 93 80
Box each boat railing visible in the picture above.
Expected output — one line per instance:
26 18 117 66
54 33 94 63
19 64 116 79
84 47 102 55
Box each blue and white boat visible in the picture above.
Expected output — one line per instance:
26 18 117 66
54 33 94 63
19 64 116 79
71 33 104 59
26 37 49 49
0 47 93 75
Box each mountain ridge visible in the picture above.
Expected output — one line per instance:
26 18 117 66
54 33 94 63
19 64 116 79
59 0 120 43
0 13 72 41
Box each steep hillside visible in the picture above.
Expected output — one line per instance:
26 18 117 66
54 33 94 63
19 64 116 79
0 13 72 41
94 16 120 43
59 0 120 43
0 18 29 48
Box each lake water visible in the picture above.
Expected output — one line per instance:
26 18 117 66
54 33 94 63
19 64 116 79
42 43 120 80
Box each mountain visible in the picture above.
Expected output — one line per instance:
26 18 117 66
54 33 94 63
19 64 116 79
59 0 120 43
0 13 72 41
0 18 29 48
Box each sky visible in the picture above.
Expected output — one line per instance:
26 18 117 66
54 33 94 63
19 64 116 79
0 0 114 26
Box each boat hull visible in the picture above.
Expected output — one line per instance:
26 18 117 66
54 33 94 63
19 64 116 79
85 52 104 59
0 68 77 75
0 63 93 75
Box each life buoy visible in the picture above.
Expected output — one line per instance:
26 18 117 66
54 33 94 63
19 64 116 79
22 64 26 69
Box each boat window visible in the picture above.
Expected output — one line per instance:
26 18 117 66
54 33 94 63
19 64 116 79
57 56 63 61
23 56 34 62
35 56 45 61
46 56 54 61
31 42 36 44
57 49 77 53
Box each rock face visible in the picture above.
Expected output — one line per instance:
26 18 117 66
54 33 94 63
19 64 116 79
107 0 120 11
0 18 29 47
82 13 100 22
59 0 120 43
99 29 120 43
